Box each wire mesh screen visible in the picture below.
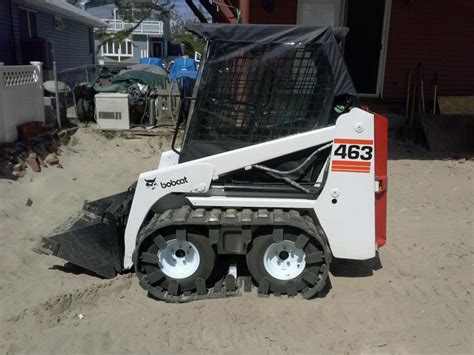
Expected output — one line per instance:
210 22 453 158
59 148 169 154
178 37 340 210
180 41 336 162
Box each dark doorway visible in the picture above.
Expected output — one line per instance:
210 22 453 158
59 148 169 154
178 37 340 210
344 0 386 94
151 40 163 58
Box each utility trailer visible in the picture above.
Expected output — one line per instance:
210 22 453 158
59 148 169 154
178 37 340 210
37 24 388 302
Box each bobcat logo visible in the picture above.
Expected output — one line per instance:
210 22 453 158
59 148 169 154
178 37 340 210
144 177 189 190
144 177 157 190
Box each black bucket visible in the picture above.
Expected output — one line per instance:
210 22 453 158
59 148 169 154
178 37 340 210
35 189 134 278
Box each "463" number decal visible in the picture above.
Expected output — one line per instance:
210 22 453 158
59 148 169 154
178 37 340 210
334 144 373 160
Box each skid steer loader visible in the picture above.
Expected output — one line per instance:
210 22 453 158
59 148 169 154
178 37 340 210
37 24 388 302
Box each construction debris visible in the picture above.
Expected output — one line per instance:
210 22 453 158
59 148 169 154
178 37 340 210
0 126 64 179
12 163 25 172
25 152 41 172
45 153 60 166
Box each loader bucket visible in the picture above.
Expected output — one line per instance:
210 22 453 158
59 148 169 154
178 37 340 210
35 189 134 278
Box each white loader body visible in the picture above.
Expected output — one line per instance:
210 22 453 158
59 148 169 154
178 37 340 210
123 108 378 269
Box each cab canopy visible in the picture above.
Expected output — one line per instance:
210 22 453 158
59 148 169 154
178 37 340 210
180 24 357 162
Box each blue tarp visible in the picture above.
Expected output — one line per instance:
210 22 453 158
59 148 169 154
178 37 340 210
139 57 164 68
169 58 198 81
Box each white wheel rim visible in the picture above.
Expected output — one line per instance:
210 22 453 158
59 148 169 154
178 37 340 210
263 240 306 280
158 239 200 279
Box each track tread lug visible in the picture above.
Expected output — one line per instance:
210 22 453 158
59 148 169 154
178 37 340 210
153 234 168 249
207 209 221 223
306 252 324 264
176 228 186 241
209 226 219 244
214 279 224 293
241 209 252 222
196 277 207 295
287 281 297 296
258 277 270 295
273 227 284 242
288 210 301 220
190 208 206 219
257 209 269 219
174 206 191 222
273 209 285 223
225 209 238 219
168 280 179 296
158 210 173 222
225 275 236 292
301 287 314 299
302 270 318 285
140 252 159 265
144 270 165 285
295 234 309 249
242 277 252 293
242 227 252 244
139 277 151 290
148 286 165 299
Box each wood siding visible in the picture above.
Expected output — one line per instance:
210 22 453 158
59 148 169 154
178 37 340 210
36 12 94 70
10 3 94 71
241 0 473 99
249 0 297 24
383 0 474 99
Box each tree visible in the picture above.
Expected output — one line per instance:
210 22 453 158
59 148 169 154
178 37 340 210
95 0 173 52
171 15 206 57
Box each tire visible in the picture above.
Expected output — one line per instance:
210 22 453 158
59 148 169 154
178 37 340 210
139 233 215 292
246 232 327 294
76 98 94 122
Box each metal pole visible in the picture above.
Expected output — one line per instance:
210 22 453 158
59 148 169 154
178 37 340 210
53 60 61 130
149 97 156 126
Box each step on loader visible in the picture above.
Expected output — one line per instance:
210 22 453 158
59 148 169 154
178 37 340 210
36 24 388 302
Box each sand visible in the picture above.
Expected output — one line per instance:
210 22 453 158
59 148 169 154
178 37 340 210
0 127 472 354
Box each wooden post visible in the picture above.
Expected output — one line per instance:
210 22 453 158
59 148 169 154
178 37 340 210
149 98 156 126
405 69 411 119
240 0 251 24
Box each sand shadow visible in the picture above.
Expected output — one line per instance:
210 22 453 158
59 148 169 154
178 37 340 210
50 262 105 278
330 253 383 278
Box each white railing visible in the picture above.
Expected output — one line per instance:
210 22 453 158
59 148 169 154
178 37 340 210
0 62 45 143
105 19 164 35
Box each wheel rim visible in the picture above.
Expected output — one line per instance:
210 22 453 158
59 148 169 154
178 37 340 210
263 240 306 281
158 239 200 279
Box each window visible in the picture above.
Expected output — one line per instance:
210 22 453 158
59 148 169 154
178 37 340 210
101 39 133 58
18 8 38 38
54 16 65 30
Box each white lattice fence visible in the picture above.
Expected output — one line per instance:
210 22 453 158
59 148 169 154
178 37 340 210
0 63 44 143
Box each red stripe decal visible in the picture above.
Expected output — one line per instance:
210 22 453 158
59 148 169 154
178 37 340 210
332 167 371 171
331 168 370 173
334 138 374 145
332 160 371 167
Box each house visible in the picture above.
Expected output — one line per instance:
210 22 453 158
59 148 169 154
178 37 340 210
186 0 473 101
0 0 106 76
85 0 172 65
